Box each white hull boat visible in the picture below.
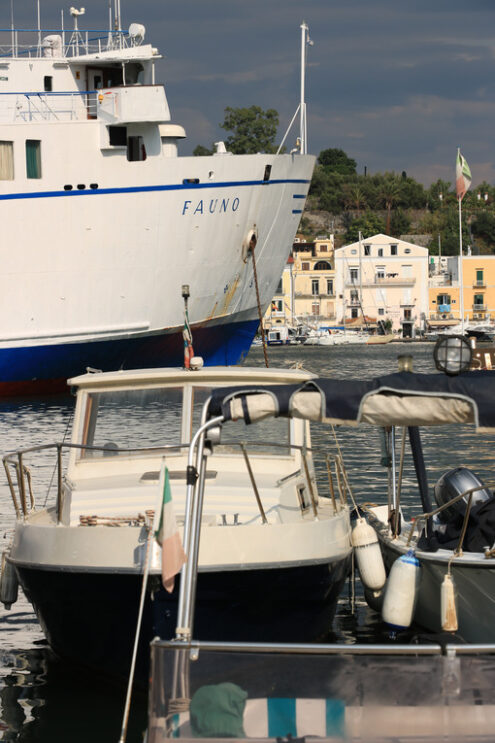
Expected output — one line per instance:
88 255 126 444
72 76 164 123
1 364 351 679
0 9 314 394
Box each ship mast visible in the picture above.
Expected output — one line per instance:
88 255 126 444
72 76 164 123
299 22 313 155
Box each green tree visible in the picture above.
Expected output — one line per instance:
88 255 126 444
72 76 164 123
379 175 401 235
220 105 279 154
193 144 214 156
317 148 357 175
472 210 495 244
390 208 411 238
344 211 386 242
343 183 367 215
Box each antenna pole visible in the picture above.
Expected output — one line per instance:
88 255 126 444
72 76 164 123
37 0 41 56
299 22 307 155
10 0 14 57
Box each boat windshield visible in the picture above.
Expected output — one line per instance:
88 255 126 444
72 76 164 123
78 387 185 458
191 386 291 456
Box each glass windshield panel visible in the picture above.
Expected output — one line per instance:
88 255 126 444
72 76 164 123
191 386 291 455
79 387 184 458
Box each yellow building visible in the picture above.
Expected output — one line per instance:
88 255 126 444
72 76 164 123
427 255 495 327
264 236 336 329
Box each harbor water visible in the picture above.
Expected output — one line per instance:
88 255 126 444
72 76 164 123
1 342 494 741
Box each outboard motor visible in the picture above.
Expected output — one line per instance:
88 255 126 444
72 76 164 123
434 467 492 522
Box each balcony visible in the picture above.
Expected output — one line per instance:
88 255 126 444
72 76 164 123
473 304 487 312
473 280 486 288
429 312 456 320
345 275 415 288
295 292 335 299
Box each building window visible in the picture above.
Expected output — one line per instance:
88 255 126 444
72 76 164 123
350 289 359 303
476 269 484 286
311 303 320 315
314 261 331 270
404 309 412 320
26 140 42 179
0 141 14 180
364 245 370 256
349 268 359 282
376 266 385 280
44 76 53 92
437 293 451 306
405 248 411 254
301 262 310 271
276 278 283 294
326 279 333 296
474 293 485 307
391 244 398 255
271 299 283 314
311 279 319 296
127 135 147 161
378 308 385 316
378 248 383 257
319 244 327 251
351 308 359 318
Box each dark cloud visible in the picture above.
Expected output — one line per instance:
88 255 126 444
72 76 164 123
6 0 495 185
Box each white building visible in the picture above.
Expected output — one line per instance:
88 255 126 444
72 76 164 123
334 234 429 336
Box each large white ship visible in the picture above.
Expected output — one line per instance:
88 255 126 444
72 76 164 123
0 6 314 394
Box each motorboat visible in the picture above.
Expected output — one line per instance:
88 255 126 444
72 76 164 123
0 5 314 395
141 351 495 743
1 363 352 680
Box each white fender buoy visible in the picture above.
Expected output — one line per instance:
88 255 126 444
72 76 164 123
441 573 458 632
382 549 420 630
0 552 18 610
351 517 386 591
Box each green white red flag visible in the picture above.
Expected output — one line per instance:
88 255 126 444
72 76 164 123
456 149 472 201
154 465 186 593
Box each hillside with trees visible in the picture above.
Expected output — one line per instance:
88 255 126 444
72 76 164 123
194 107 495 254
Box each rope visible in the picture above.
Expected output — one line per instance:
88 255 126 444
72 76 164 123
249 241 269 368
43 406 74 507
118 517 154 743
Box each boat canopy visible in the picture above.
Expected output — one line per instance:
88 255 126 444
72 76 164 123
208 370 495 432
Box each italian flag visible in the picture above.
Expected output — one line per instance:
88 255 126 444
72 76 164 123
154 466 187 593
456 149 472 201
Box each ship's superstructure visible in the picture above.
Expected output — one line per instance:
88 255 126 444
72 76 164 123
0 13 314 393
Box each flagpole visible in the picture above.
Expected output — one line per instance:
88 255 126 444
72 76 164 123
458 196 464 334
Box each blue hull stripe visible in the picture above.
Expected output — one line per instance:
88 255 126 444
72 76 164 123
0 318 260 392
0 178 310 202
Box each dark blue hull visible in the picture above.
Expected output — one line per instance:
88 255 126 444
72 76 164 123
0 317 259 395
16 557 351 684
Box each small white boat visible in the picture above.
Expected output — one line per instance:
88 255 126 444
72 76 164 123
1 363 352 679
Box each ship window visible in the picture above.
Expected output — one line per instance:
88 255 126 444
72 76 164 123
263 164 272 182
127 135 147 162
108 126 127 147
0 141 14 180
44 76 53 92
26 140 42 179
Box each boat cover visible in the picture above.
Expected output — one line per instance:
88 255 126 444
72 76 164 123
208 370 495 432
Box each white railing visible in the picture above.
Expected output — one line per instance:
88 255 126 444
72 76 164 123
0 28 137 60
0 92 95 122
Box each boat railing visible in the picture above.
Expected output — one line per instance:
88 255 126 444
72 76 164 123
404 484 495 557
0 91 98 123
148 639 495 743
2 439 348 525
0 28 134 60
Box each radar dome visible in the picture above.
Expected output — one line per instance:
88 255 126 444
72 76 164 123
128 23 146 44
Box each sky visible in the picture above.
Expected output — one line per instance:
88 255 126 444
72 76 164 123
8 0 495 187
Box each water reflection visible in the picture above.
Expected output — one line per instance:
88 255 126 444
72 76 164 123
0 343 494 741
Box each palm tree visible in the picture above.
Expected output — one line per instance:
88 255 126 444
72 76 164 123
343 184 367 216
380 177 401 235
